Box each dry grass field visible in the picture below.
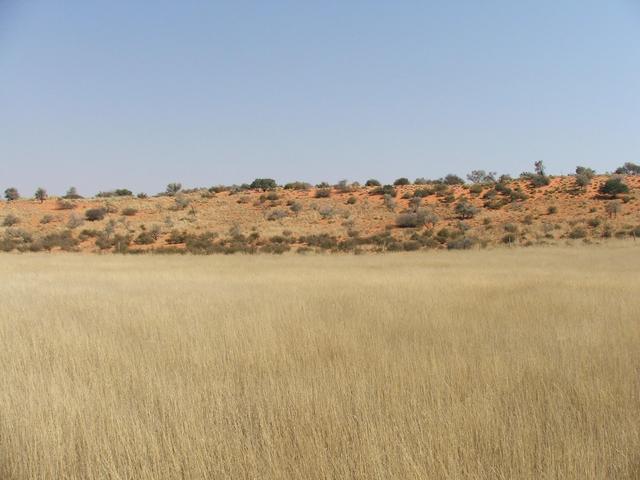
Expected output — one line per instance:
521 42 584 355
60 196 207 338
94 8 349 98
1 245 639 479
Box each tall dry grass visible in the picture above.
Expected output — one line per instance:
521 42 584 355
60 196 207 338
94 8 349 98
0 245 639 479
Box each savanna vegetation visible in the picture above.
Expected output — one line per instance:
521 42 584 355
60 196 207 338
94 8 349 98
0 246 638 479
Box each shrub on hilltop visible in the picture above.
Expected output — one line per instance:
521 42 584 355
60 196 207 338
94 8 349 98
600 176 629 197
250 178 277 190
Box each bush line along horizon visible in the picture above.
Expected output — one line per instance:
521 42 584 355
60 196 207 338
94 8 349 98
2 161 639 201
0 161 639 255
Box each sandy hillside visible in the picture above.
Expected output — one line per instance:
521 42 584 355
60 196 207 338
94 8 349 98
0 175 639 253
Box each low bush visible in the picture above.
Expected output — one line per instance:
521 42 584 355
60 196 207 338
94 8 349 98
266 209 288 221
443 174 465 185
2 214 19 227
260 191 280 202
284 181 311 190
600 176 629 196
121 207 138 216
250 178 277 190
85 208 107 221
41 230 79 251
315 188 331 198
56 199 76 210
447 236 478 250
67 214 84 229
454 200 478 219
289 201 303 213
568 227 587 239
370 185 396 196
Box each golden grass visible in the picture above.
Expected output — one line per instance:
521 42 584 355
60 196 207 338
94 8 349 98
1 246 639 479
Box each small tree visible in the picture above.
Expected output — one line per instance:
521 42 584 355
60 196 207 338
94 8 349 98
575 173 591 188
365 179 381 187
64 187 82 199
4 187 19 201
534 160 545 176
165 182 182 196
34 187 47 203
600 176 629 197
393 177 411 186
605 201 621 219
250 178 277 190
443 174 465 185
614 162 640 175
454 200 479 219
85 208 107 221
575 166 595 178
466 170 496 184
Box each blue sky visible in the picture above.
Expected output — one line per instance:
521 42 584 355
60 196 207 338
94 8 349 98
1 1 639 195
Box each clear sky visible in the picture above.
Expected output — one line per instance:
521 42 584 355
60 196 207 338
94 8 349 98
1 1 639 195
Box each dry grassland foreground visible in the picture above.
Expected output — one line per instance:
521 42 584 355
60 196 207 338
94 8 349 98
0 245 639 479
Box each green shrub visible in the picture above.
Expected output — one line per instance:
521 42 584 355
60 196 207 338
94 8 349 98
283 181 311 190
165 183 182 195
365 179 381 187
454 200 478 219
443 174 465 185
289 201 303 213
466 170 496 184
393 177 411 186
529 174 550 187
4 188 19 201
135 231 158 245
315 188 331 198
370 185 396 196
185 232 217 254
85 208 107 221
395 213 422 228
166 230 188 244
468 184 483 195
34 187 47 203
346 196 357 205
447 237 478 250
547 205 558 214
600 176 629 196
413 188 434 198
335 180 354 193
260 191 280 202
41 230 79 251
63 187 82 199
575 173 591 188
614 162 640 175
250 178 277 190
